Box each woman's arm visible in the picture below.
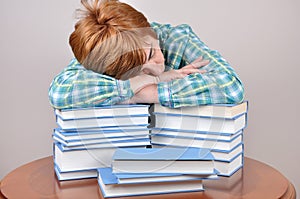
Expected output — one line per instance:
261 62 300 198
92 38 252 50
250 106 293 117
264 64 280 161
48 59 134 109
151 22 245 108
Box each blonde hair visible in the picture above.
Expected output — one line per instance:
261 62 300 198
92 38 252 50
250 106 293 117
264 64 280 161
69 0 155 79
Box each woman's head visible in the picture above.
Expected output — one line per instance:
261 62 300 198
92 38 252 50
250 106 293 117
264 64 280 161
69 0 159 79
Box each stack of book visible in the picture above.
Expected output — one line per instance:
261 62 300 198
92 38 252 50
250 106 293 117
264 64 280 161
52 105 151 181
151 102 248 176
97 147 218 198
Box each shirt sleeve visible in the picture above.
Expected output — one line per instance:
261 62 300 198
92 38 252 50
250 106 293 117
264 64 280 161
151 22 245 108
48 59 134 109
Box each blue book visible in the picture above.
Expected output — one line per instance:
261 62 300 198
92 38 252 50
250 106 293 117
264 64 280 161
97 168 204 198
112 148 215 174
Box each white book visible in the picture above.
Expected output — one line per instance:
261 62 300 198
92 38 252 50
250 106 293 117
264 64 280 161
154 113 246 134
55 104 149 120
112 148 215 174
98 168 204 198
54 143 117 172
53 134 149 147
116 172 218 184
215 154 243 176
152 143 244 162
151 134 242 151
57 115 149 130
54 165 97 181
154 102 248 119
57 138 150 151
151 128 243 141
212 144 243 161
54 128 149 141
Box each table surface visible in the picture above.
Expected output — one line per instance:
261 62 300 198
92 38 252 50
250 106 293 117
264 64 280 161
0 156 296 199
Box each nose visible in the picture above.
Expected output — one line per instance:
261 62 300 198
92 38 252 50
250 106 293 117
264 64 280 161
154 49 164 64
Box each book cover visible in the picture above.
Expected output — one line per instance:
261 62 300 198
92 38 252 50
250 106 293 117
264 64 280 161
112 148 215 174
97 167 204 198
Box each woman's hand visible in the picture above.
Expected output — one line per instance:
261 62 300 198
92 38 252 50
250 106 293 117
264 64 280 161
157 56 209 82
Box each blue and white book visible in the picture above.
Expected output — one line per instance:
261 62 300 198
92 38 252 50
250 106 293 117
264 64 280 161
150 134 243 151
54 164 97 181
54 143 117 172
112 147 215 174
53 134 149 147
153 112 247 134
97 168 204 198
151 128 243 141
55 104 149 120
56 114 149 130
215 153 244 176
153 102 248 119
57 138 151 151
54 128 150 141
115 170 218 184
152 143 244 162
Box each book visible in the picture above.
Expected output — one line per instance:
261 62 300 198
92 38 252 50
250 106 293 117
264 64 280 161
150 134 242 151
53 134 149 147
54 165 97 181
55 104 149 120
54 143 117 172
154 102 248 119
215 154 243 176
151 128 243 141
154 113 246 134
54 127 150 141
56 138 150 151
112 147 215 174
56 115 149 130
152 143 244 162
97 167 204 198
211 143 243 161
115 171 218 184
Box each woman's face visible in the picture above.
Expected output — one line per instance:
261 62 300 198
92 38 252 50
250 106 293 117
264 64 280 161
141 37 165 76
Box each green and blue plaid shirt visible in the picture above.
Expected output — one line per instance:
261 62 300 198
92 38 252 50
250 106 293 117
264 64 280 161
49 22 244 109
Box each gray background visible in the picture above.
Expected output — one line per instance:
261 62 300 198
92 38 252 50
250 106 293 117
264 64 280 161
0 0 299 196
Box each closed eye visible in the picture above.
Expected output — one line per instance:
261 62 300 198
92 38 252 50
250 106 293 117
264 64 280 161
148 44 154 61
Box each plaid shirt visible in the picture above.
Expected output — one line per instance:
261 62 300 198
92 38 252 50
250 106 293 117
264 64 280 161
49 22 244 109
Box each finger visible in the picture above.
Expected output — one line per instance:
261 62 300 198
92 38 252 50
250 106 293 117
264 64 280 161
190 59 210 68
180 68 206 75
191 56 204 63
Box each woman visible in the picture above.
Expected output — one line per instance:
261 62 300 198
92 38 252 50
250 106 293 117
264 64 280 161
49 0 244 109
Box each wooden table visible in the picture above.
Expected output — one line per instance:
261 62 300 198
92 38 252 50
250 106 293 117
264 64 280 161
0 156 296 199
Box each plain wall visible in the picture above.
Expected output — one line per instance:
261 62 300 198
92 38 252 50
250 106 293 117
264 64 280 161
1 0 299 196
